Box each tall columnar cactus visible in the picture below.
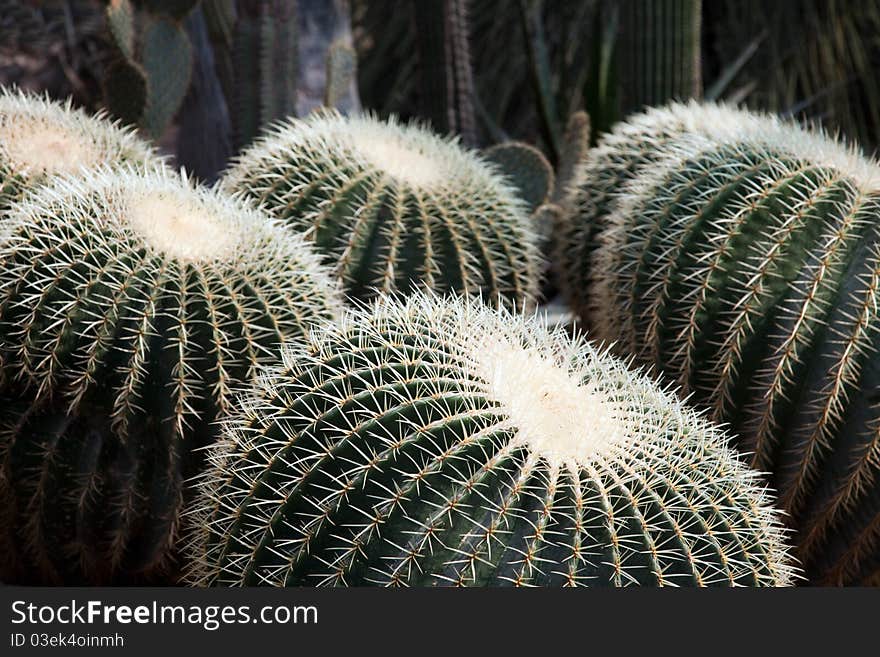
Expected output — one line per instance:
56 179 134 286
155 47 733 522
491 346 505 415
617 0 703 116
221 111 541 308
0 167 342 584
582 102 880 584
0 89 157 211
186 293 794 587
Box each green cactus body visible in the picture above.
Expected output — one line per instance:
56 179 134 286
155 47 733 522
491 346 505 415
221 111 541 308
186 293 794 587
0 391 184 584
585 103 880 584
0 90 157 211
0 167 342 584
617 0 703 115
557 102 769 323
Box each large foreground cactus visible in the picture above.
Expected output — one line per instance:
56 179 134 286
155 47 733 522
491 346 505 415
186 293 794 587
582 103 880 584
221 111 541 307
0 167 342 584
0 89 157 210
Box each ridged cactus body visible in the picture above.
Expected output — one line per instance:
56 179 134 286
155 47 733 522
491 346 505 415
0 168 342 584
582 103 880 584
0 392 183 584
557 102 767 321
222 111 541 307
187 294 794 587
0 90 157 210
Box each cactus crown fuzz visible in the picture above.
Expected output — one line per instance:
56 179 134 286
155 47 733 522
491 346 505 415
2 121 100 176
187 293 795 588
345 122 444 188
0 89 156 191
222 111 541 307
122 182 250 261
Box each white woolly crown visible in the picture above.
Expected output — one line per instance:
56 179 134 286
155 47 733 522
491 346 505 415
0 89 156 179
224 110 524 197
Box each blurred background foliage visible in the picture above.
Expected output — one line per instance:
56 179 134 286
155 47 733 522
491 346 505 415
353 0 880 160
705 0 880 149
2 0 880 177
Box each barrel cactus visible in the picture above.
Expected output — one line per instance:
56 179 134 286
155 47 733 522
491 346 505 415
556 102 773 323
186 293 794 587
0 89 157 210
221 111 541 308
0 167 343 584
585 102 880 585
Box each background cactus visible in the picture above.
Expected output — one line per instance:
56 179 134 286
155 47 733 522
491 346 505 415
617 0 702 115
352 0 702 159
708 0 880 152
483 141 554 214
0 1 359 182
222 111 541 307
0 167 342 584
0 89 157 211
222 0 299 150
581 102 880 584
186 293 794 587
351 0 478 147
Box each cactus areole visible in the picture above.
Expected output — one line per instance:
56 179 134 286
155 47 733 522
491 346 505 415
187 294 794 587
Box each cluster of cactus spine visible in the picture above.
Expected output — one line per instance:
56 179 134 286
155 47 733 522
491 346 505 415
186 293 795 587
0 89 158 212
0 167 342 584
221 110 541 308
571 102 880 584
556 102 764 322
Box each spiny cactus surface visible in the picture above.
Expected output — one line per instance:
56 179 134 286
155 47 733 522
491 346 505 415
0 89 157 210
0 391 184 585
586 102 880 585
221 111 541 308
187 293 794 587
0 167 342 584
557 102 767 322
